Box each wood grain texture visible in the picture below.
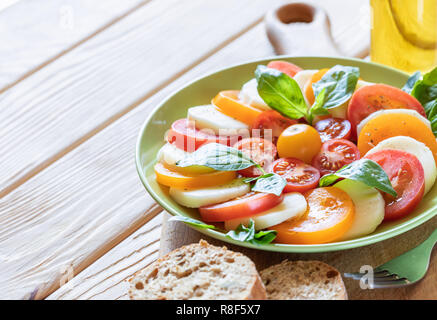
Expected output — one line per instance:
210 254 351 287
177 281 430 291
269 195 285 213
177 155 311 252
0 0 147 92
0 15 279 300
23 22 273 301
47 213 163 300
0 0 284 199
161 213 437 300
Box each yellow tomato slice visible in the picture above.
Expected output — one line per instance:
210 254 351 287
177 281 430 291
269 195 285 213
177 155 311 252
304 68 329 106
212 90 264 125
271 187 355 244
276 124 322 163
357 112 437 163
154 163 236 189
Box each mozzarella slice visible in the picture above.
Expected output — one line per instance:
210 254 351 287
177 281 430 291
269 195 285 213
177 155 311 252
335 179 385 240
224 192 307 231
187 105 248 135
366 136 437 194
357 109 430 137
239 78 271 110
157 143 214 174
169 178 250 208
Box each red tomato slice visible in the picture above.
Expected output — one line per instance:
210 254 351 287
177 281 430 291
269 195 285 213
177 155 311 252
233 138 277 177
251 110 297 144
199 192 284 222
167 118 242 152
267 60 303 78
314 118 352 143
312 139 360 176
365 149 425 221
347 84 426 139
269 158 320 193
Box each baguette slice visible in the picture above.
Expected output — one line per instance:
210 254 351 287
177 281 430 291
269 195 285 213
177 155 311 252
260 260 347 300
128 240 266 300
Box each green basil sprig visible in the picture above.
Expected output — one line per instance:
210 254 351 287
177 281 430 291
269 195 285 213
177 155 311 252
403 67 437 136
168 216 277 245
319 159 397 197
255 65 359 124
312 65 360 110
226 219 277 245
176 143 287 195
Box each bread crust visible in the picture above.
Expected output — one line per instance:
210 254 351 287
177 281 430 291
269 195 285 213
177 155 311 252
260 260 348 300
128 240 266 300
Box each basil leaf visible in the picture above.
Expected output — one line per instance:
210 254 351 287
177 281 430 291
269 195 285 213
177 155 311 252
425 99 437 119
408 67 437 136
177 143 256 171
168 216 217 229
243 173 273 183
253 229 277 245
319 159 397 197
255 65 308 119
226 219 277 245
244 173 287 196
308 87 329 123
402 71 421 94
312 65 360 109
411 67 437 106
251 173 287 196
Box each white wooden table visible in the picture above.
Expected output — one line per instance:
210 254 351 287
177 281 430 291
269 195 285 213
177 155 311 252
4 0 428 300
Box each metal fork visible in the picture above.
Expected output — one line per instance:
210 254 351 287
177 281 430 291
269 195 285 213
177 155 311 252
344 229 437 289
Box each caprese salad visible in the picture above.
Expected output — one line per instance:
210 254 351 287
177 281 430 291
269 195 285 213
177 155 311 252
154 60 437 245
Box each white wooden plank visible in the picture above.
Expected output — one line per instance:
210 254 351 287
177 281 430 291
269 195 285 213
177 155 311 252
0 2 282 299
0 0 284 198
47 23 274 300
47 214 163 300
0 0 148 91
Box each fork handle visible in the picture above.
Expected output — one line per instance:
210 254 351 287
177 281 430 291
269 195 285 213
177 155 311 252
421 229 437 251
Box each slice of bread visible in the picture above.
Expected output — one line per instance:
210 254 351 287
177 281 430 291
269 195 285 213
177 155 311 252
128 240 266 300
260 260 347 300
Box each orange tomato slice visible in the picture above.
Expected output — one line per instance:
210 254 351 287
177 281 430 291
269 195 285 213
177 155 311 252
154 163 236 189
357 112 437 163
212 90 264 126
304 68 329 106
270 187 355 244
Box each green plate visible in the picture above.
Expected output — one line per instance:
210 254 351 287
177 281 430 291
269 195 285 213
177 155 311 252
136 56 437 253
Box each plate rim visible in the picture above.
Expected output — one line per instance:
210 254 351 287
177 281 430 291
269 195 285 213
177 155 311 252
135 55 437 253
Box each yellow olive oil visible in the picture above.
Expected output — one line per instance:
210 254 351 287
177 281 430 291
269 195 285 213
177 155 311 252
371 0 437 73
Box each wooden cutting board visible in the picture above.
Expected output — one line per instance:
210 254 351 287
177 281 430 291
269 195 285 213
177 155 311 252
160 213 437 300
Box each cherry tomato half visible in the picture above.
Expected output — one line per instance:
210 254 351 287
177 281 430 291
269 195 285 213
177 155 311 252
347 84 426 139
267 60 303 78
167 118 242 152
312 139 360 176
199 192 284 222
233 137 277 177
314 118 352 143
269 158 320 193
365 149 425 221
251 110 297 144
